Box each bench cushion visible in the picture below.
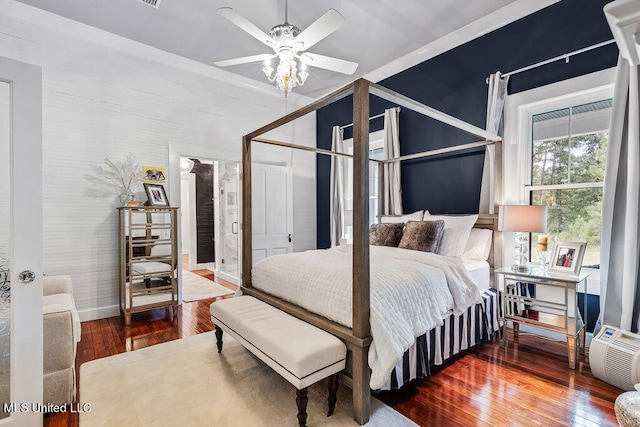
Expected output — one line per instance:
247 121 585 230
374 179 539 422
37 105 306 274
210 296 346 389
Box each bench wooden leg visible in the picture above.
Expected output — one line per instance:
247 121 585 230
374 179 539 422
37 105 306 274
215 326 223 353
327 373 339 416
296 387 308 427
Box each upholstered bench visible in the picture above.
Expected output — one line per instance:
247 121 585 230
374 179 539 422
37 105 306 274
210 296 346 427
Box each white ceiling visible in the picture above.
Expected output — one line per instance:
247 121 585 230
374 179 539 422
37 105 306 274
16 0 525 97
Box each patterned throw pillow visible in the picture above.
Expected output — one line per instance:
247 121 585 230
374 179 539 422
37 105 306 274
398 220 445 253
369 223 404 247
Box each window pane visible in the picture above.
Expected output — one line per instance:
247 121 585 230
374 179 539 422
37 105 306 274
531 188 602 268
532 108 570 185
532 100 611 186
569 100 611 183
569 132 608 183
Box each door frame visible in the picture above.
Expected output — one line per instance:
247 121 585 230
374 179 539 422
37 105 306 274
184 167 215 272
0 56 43 426
168 146 240 297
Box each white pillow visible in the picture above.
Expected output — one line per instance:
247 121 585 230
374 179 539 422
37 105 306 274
423 213 478 257
380 210 425 224
461 228 493 261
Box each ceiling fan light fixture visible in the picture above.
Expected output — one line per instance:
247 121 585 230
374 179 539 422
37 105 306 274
273 56 306 97
262 60 274 79
299 64 309 84
215 4 357 97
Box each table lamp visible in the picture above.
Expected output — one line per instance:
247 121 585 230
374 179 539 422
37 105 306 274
498 205 548 272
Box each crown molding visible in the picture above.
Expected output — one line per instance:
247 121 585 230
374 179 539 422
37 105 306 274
362 0 561 84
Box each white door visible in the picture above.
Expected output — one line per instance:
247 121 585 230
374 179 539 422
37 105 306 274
0 57 43 425
252 164 293 264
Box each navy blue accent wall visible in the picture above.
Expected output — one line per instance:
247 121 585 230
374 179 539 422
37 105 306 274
316 0 618 249
578 293 600 333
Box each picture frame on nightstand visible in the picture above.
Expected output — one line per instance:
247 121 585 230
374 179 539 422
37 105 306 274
549 241 587 276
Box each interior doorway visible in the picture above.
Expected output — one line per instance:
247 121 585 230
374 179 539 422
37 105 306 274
180 157 241 285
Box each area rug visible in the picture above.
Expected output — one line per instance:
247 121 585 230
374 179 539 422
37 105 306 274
79 331 417 426
181 270 234 302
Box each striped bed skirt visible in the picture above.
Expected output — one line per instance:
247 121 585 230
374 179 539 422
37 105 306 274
382 288 499 390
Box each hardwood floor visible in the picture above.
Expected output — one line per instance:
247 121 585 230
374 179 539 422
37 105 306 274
376 331 620 426
46 280 621 426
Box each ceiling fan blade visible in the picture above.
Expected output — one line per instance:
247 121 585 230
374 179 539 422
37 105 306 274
293 9 346 50
214 54 275 67
299 52 358 75
217 7 273 47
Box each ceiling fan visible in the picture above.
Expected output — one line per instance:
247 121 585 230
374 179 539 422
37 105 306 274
214 1 358 97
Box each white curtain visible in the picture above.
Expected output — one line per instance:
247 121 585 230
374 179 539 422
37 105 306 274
329 126 345 247
599 56 640 333
383 107 402 215
479 71 509 214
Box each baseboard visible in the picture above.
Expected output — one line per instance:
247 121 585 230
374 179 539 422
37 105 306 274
77 304 121 322
215 270 239 285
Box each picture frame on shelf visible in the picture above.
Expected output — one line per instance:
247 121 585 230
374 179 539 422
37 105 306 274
549 241 587 276
143 183 169 207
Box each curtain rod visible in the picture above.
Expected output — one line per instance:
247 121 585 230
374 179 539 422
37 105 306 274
486 39 616 83
339 106 401 130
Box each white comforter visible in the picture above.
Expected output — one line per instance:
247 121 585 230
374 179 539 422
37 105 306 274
251 245 482 389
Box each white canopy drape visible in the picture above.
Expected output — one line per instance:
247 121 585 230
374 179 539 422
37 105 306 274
329 126 345 247
383 107 402 215
599 56 640 333
479 71 509 214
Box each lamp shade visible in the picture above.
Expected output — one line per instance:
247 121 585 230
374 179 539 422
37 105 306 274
498 205 547 233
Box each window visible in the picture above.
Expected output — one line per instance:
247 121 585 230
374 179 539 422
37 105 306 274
343 130 385 242
526 99 611 268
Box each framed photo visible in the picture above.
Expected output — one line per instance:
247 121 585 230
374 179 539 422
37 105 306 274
143 183 169 207
549 241 587 275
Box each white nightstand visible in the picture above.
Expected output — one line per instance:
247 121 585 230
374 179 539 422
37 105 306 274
495 266 589 369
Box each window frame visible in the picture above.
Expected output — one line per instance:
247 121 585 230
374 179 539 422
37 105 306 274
342 129 386 242
503 68 615 294
521 96 610 199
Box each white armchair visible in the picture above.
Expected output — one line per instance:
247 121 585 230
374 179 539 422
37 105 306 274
43 275 81 405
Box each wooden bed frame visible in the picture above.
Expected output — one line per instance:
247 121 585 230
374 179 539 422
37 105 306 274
241 78 502 424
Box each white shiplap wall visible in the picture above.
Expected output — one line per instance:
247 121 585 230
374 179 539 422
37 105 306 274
0 5 317 320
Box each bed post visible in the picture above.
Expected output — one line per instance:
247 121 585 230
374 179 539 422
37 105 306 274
352 78 371 425
242 134 253 288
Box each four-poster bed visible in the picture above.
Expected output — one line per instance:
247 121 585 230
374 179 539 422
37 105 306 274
241 78 502 424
